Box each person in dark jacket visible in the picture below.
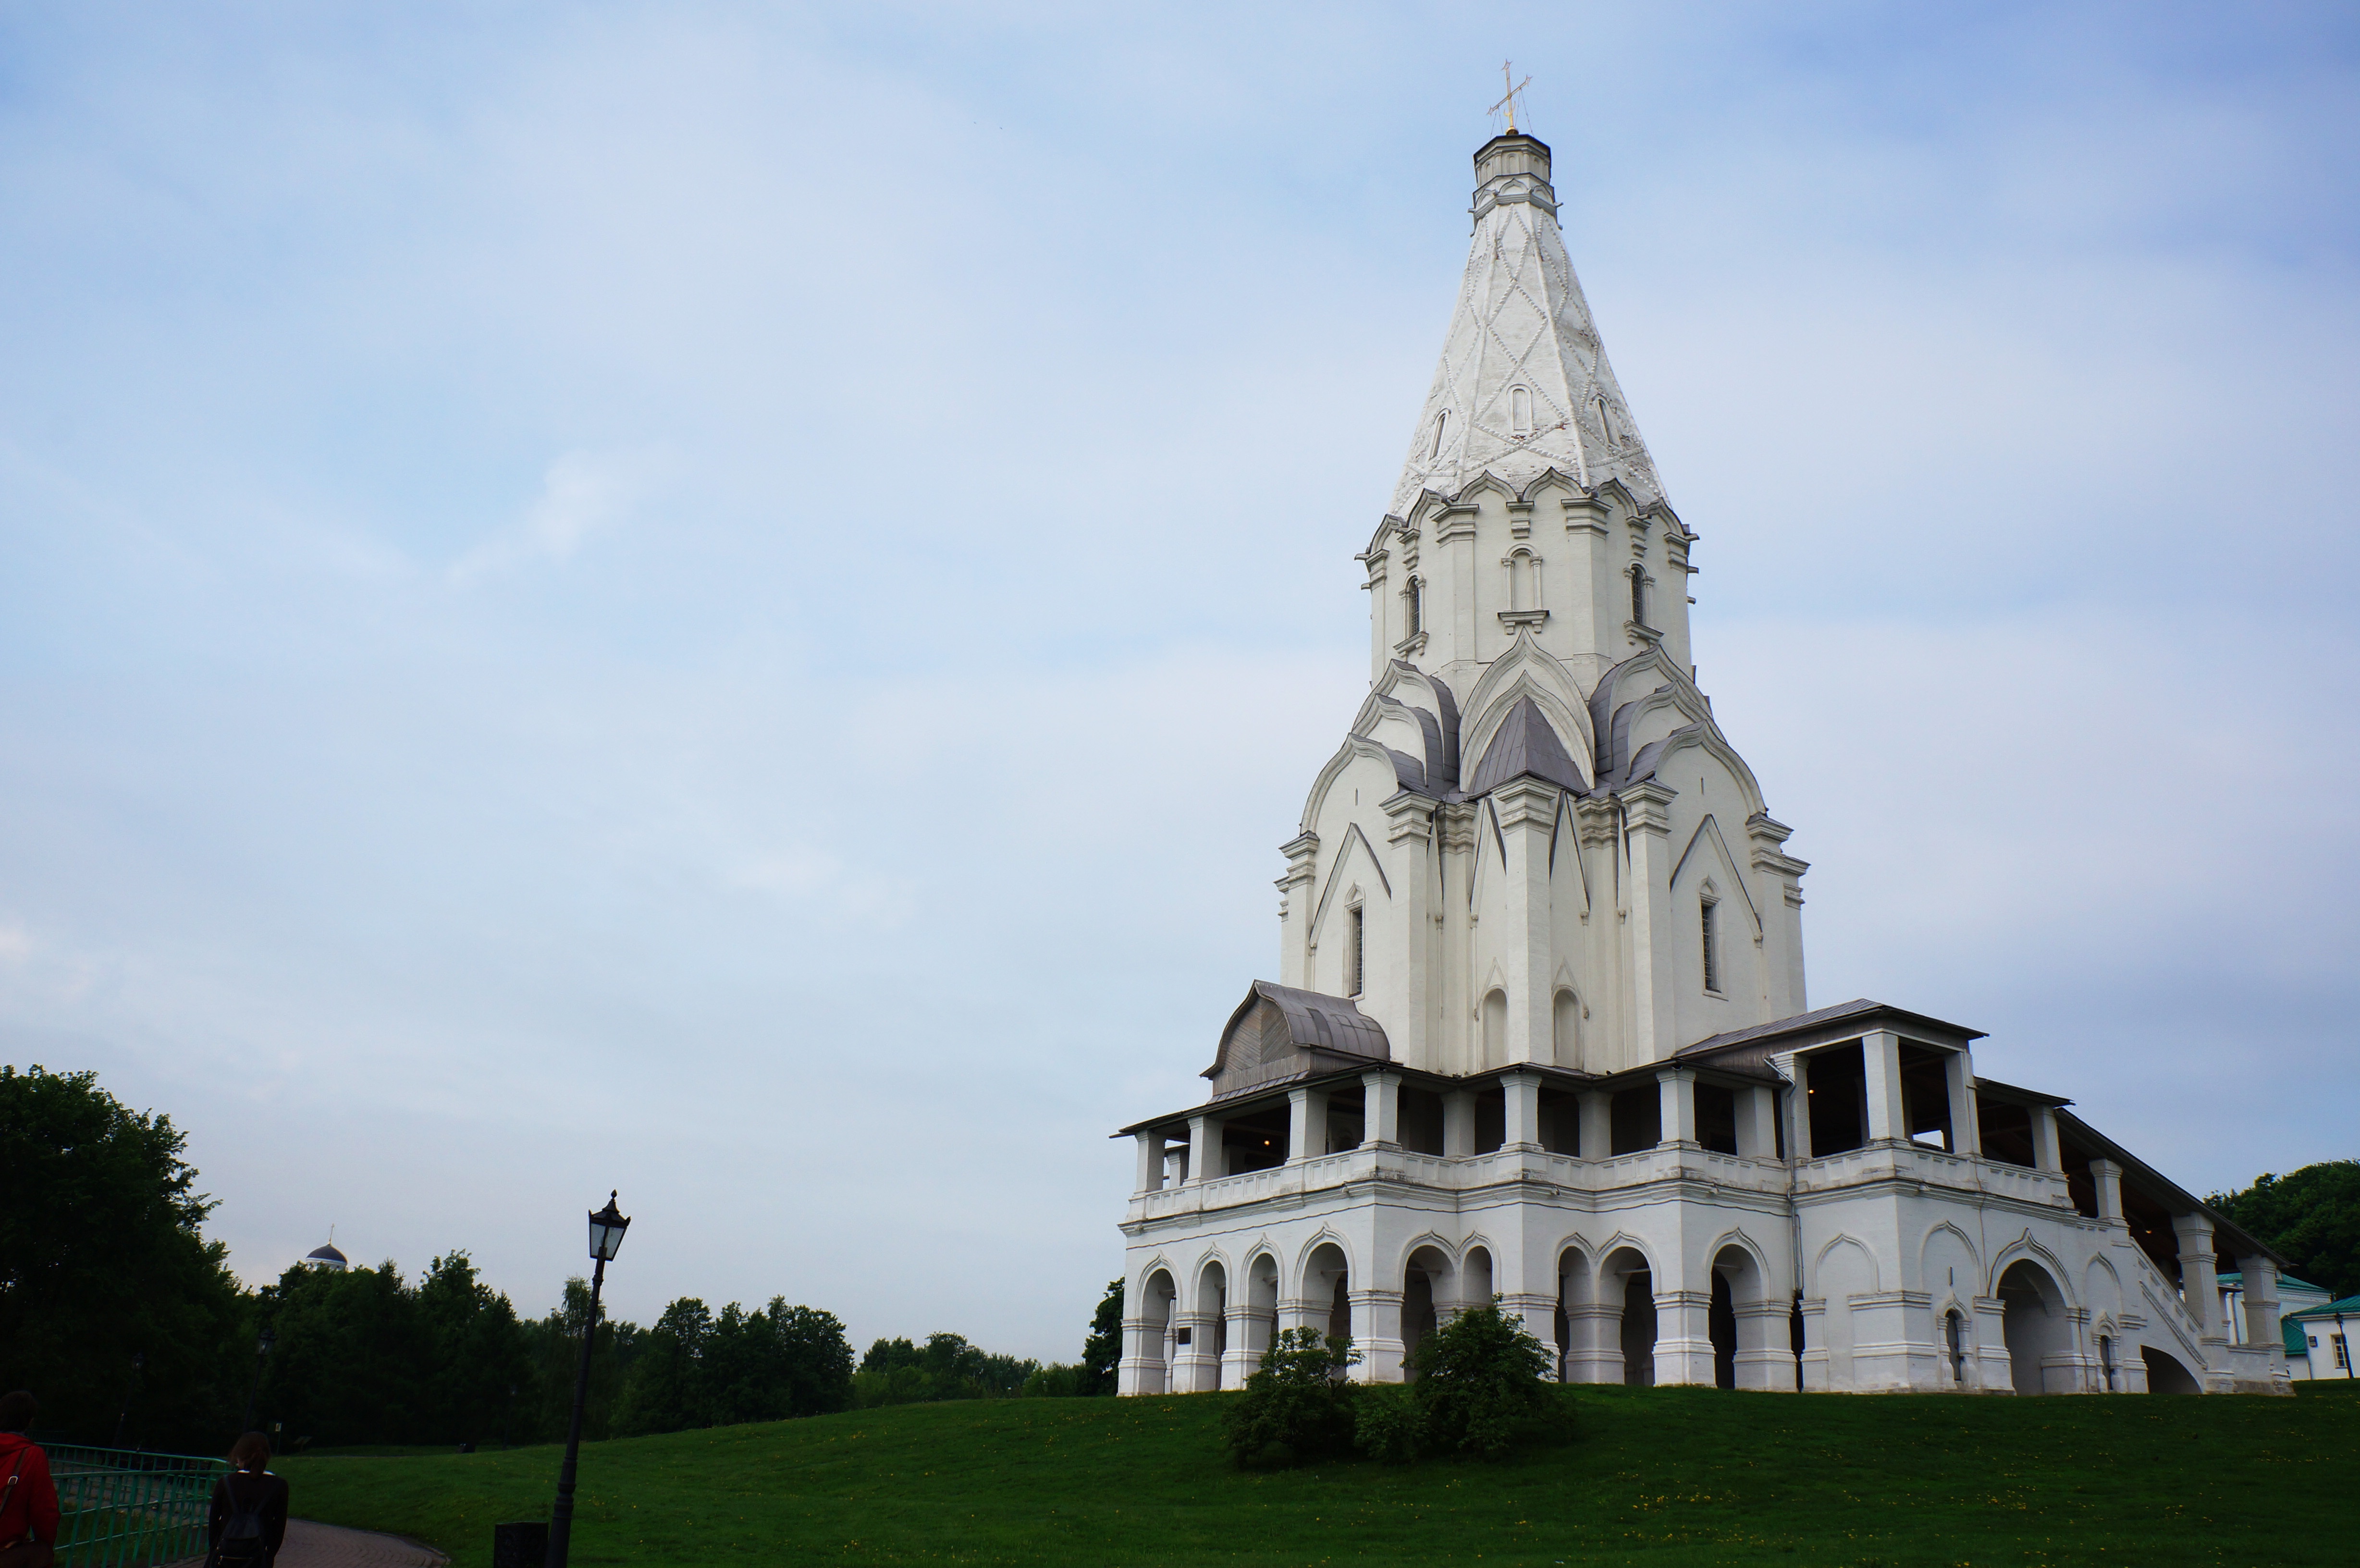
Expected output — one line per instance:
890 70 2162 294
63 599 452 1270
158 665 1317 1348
0 1390 60 1568
204 1433 288 1568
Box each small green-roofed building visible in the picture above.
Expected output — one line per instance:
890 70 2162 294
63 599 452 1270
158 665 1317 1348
2284 1294 2360 1381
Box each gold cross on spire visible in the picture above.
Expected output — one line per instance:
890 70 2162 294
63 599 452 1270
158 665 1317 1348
1490 61 1531 134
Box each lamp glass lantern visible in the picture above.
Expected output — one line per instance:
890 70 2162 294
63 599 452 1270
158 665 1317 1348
587 1192 631 1262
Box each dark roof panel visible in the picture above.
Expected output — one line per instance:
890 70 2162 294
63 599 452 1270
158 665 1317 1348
1464 696 1586 797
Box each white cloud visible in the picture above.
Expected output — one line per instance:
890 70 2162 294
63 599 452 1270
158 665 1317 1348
447 446 668 586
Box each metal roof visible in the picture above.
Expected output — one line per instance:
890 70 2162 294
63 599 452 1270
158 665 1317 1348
1674 998 1987 1070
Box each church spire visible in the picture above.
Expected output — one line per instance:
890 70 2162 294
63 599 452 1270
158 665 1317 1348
1389 133 1666 518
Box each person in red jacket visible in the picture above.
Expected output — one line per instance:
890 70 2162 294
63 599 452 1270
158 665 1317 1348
0 1389 60 1568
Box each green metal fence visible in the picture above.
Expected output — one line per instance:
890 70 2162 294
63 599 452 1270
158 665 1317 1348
44 1446 227 1568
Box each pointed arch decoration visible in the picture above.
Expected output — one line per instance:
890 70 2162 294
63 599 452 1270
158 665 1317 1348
1669 814 1762 938
1308 821 1391 967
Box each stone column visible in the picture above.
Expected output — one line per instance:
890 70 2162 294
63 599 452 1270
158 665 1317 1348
1501 1070 1543 1148
1578 1090 1612 1161
1133 1131 1167 1193
1277 834 1319 990
2089 1157 2125 1223
1735 1084 1779 1160
1493 779 1558 1063
2174 1213 2223 1340
1862 1029 1906 1143
1286 1087 1327 1164
1222 1297 1265 1388
1500 1291 1557 1354
1944 1049 1981 1156
1443 1090 1477 1157
1971 1296 2011 1391
1275 1296 1324 1338
1172 1304 1220 1393
1118 1311 1164 1396
1361 1069 1401 1147
1733 1299 1794 1391
2028 1105 2064 1173
1350 1287 1406 1384
1565 1300 1622 1383
1653 1288 1716 1386
1186 1113 1224 1184
1788 1053 1815 1162
1657 1066 1697 1145
1382 796 1435 1061
2237 1256 2282 1349
1796 1297 1831 1390
1619 781 1680 1061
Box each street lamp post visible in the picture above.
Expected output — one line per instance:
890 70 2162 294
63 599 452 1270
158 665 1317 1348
545 1192 629 1568
242 1328 275 1432
111 1352 145 1449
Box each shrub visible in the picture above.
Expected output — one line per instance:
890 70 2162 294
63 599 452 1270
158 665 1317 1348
1221 1327 1358 1469
1352 1384 1423 1464
1407 1300 1564 1460
1021 1363 1083 1397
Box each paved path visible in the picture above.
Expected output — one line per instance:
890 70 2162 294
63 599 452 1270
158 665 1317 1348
168 1518 448 1567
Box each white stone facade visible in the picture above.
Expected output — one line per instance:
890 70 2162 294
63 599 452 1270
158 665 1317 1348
1117 132 2288 1398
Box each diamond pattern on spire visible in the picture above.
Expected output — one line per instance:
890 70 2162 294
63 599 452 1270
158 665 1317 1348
1390 186 1664 516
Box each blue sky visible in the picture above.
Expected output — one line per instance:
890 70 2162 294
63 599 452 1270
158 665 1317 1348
3 1 2355 1356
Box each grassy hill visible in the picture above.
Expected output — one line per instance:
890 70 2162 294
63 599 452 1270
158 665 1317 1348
279 1381 2358 1568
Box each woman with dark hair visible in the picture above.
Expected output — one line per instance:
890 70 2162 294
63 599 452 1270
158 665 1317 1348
204 1433 287 1568
0 1389 59 1568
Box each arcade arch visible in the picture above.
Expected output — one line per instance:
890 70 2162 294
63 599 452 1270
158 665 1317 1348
1136 1266 1177 1395
1997 1259 2072 1396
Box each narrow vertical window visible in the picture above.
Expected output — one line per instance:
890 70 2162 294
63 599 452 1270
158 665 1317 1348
1404 576 1422 637
1429 410 1449 460
1510 385 1532 435
1348 906 1365 997
1945 1311 1966 1384
1701 896 1721 993
1630 566 1647 627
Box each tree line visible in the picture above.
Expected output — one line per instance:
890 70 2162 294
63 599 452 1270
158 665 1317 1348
0 1065 1120 1454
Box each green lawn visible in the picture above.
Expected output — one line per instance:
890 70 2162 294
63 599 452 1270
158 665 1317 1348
278 1381 2358 1568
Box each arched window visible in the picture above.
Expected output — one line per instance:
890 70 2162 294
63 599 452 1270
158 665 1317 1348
1701 894 1721 993
1429 410 1449 460
1505 549 1542 612
1552 989 1581 1067
1510 385 1533 436
1597 394 1622 447
1945 1310 1967 1384
1481 988 1507 1069
1629 565 1648 628
1347 905 1365 998
2098 1334 2116 1392
1403 576 1423 637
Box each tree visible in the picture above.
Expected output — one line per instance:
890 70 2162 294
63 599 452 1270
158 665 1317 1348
851 1332 1035 1407
615 1296 852 1435
1401 1300 1563 1461
524 1277 641 1444
767 1301 855 1418
415 1252 533 1446
0 1065 250 1448
2212 1161 2360 1299
1080 1279 1123 1395
612 1298 711 1438
1221 1328 1357 1470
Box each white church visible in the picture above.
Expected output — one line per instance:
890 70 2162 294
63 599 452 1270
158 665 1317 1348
1115 130 2290 1398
